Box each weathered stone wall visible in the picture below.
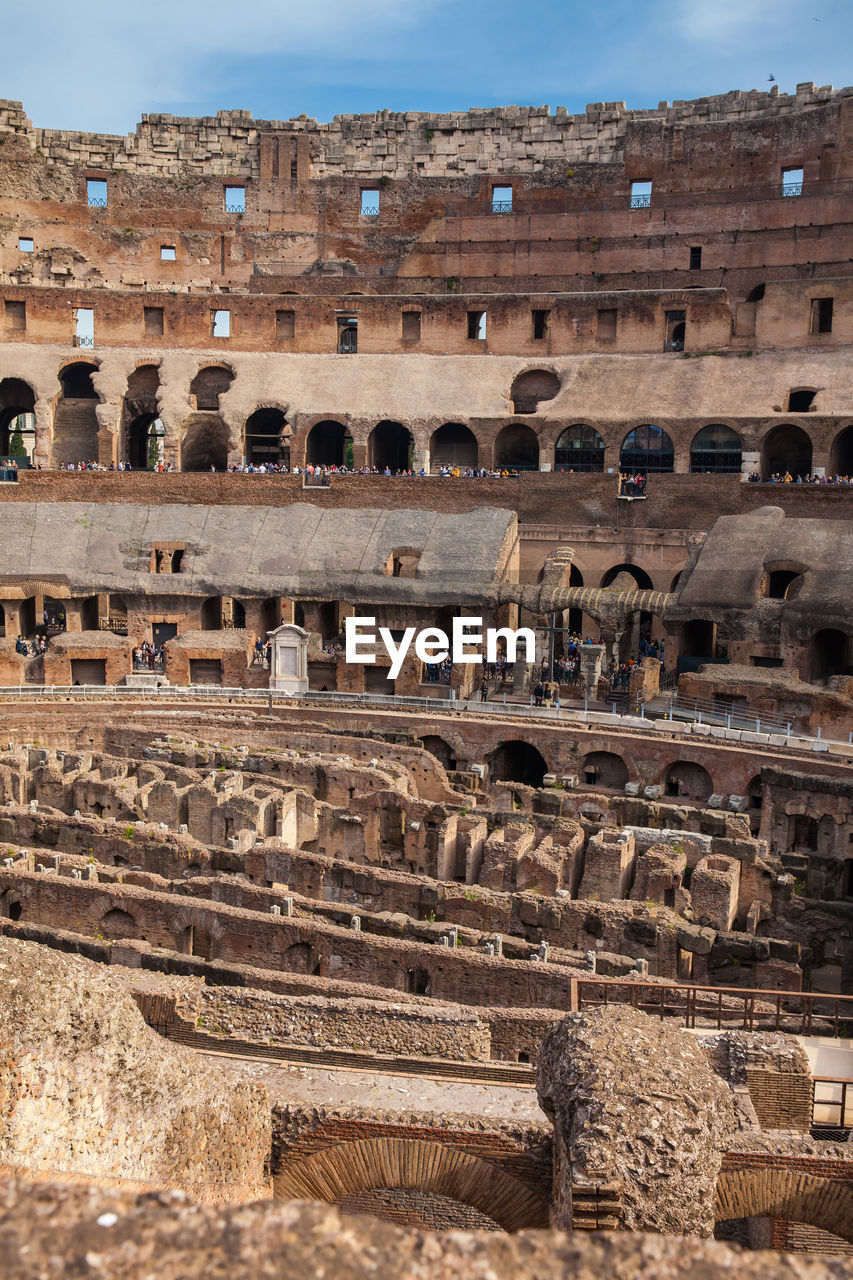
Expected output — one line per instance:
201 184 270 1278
192 985 491 1061
0 936 269 1197
537 1006 738 1235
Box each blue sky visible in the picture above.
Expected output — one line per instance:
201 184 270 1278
7 0 852 133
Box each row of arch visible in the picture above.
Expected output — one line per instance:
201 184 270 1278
423 736 763 804
3 366 853 475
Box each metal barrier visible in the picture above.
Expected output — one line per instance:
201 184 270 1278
0 683 846 749
812 1077 853 1136
576 977 853 1038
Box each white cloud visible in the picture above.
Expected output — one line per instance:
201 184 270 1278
672 0 804 46
6 0 448 131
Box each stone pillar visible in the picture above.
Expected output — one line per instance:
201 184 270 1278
32 398 52 470
64 600 84 633
578 643 605 700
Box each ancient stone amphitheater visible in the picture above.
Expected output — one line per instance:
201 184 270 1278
0 79 852 1278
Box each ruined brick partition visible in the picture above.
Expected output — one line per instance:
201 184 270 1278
272 1111 552 1232
716 1152 853 1245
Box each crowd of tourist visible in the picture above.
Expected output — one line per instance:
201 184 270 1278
14 634 46 657
748 472 852 485
132 643 165 671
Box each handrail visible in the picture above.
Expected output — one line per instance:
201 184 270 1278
0 683 847 747
812 1077 853 1131
576 976 853 1038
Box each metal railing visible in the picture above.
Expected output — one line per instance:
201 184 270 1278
87 198 107 208
576 977 853 1038
782 181 803 197
72 335 95 349
491 201 513 213
629 194 651 208
0 682 846 750
812 1077 853 1136
224 203 245 214
360 205 379 217
640 689 804 736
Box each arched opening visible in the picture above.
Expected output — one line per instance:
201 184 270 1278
200 597 223 631
43 597 66 631
190 365 233 411
245 408 289 466
670 569 683 592
99 908 138 940
181 414 229 471
489 740 547 788
715 1168 853 1245
127 414 165 469
830 424 853 476
260 597 281 637
690 425 742 473
420 736 457 771
664 761 713 802
510 369 560 414
581 751 628 789
59 362 98 400
0 378 36 462
554 424 605 472
620 425 674 473
306 420 351 468
787 388 817 413
7 900 22 921
429 423 478 470
273 1137 549 1231
368 420 412 472
601 563 654 591
761 424 812 478
494 423 539 471
808 629 852 684
19 597 35 637
53 363 100 467
284 942 320 974
763 568 803 600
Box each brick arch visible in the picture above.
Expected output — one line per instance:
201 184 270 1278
273 1137 549 1232
715 1167 853 1243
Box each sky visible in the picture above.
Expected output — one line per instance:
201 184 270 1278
4 0 852 134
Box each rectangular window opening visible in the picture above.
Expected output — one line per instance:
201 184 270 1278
665 308 686 352
160 245 176 261
597 308 617 341
18 237 33 253
224 186 245 213
360 189 380 216
74 307 94 348
467 310 486 340
143 305 164 336
532 309 550 340
689 246 702 270
337 316 358 354
5 300 25 331
630 179 652 209
402 311 421 341
86 179 108 207
782 167 803 196
276 309 295 339
810 297 833 335
211 309 231 338
491 185 513 213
